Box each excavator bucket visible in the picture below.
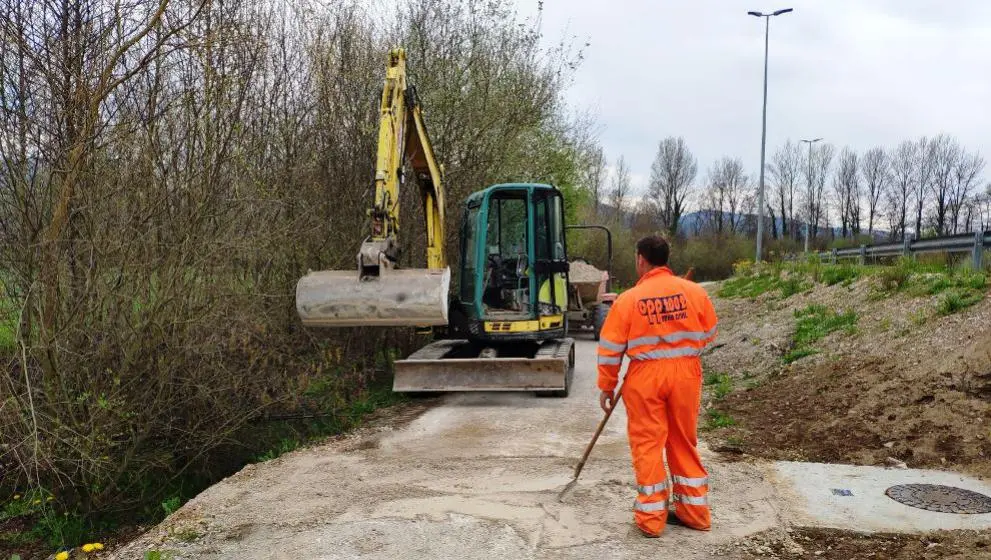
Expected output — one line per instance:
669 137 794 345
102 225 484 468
296 267 450 328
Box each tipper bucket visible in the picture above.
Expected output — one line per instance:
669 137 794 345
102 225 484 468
295 267 450 328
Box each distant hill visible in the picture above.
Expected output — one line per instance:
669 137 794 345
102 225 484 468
589 203 889 242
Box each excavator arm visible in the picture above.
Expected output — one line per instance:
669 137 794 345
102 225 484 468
296 48 451 328
362 48 446 275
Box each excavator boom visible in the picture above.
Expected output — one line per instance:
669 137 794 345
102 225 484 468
295 48 449 328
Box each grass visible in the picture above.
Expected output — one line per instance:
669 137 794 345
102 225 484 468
160 497 181 518
819 264 861 286
783 347 819 364
0 372 408 557
254 438 301 462
249 377 406 465
704 372 734 400
703 409 735 430
718 267 811 300
783 304 859 364
0 287 15 352
0 488 91 556
938 289 984 316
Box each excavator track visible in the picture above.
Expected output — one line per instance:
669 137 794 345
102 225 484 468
393 337 575 396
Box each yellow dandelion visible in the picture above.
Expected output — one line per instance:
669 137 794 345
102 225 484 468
13 494 20 500
55 552 69 560
93 543 104 551
82 544 95 552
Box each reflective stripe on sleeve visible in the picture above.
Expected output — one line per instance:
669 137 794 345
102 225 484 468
597 355 622 365
598 338 626 353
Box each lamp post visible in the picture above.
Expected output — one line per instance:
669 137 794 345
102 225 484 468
800 137 822 253
749 8 793 264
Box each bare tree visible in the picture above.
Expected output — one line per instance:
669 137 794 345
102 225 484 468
928 134 960 235
703 157 749 234
801 142 834 240
584 146 607 218
833 147 860 238
769 140 802 239
646 136 697 235
610 155 631 218
914 135 936 237
948 149 984 233
886 140 916 240
860 146 889 237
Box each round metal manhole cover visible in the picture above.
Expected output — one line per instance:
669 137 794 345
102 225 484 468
885 484 991 514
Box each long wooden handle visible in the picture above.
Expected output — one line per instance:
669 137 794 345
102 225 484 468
571 392 623 479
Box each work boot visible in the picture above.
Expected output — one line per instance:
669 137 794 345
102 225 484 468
635 524 661 539
666 509 710 531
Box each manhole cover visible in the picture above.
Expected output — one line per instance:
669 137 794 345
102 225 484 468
885 484 991 514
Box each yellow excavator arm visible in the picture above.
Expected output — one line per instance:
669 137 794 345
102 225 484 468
296 48 452 328
363 47 446 274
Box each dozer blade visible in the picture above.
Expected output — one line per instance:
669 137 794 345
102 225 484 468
295 267 450 328
393 338 574 394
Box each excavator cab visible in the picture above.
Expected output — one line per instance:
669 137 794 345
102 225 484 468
393 183 576 396
454 183 570 342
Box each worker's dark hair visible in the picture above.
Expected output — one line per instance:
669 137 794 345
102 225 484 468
636 235 670 267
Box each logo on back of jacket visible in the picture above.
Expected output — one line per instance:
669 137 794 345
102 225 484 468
637 293 689 324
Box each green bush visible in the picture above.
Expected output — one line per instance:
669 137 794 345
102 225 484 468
669 234 755 282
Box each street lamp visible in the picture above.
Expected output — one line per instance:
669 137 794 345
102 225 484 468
749 7 793 264
800 137 822 253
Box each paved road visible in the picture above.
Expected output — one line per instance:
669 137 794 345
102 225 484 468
110 338 780 559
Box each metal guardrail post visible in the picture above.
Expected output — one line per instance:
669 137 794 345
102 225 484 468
975 231 984 270
858 245 867 265
831 248 837 265
903 234 912 259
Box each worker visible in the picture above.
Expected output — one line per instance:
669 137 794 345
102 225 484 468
596 234 718 538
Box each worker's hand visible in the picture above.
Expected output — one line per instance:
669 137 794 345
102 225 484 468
599 390 615 413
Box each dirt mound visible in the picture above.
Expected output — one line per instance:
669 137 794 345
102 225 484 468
724 528 991 559
702 276 991 479
568 259 606 285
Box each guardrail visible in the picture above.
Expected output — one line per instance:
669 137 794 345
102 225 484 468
791 230 991 269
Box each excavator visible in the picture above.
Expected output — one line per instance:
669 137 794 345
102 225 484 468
295 48 576 397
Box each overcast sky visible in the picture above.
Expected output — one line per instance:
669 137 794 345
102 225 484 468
512 0 991 195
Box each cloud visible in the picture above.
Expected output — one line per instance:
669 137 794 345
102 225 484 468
515 0 991 197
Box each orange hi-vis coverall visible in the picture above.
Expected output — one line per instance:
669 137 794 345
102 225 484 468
596 266 718 537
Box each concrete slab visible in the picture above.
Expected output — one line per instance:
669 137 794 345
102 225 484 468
770 461 991 533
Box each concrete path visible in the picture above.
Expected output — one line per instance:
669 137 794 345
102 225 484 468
108 338 991 559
